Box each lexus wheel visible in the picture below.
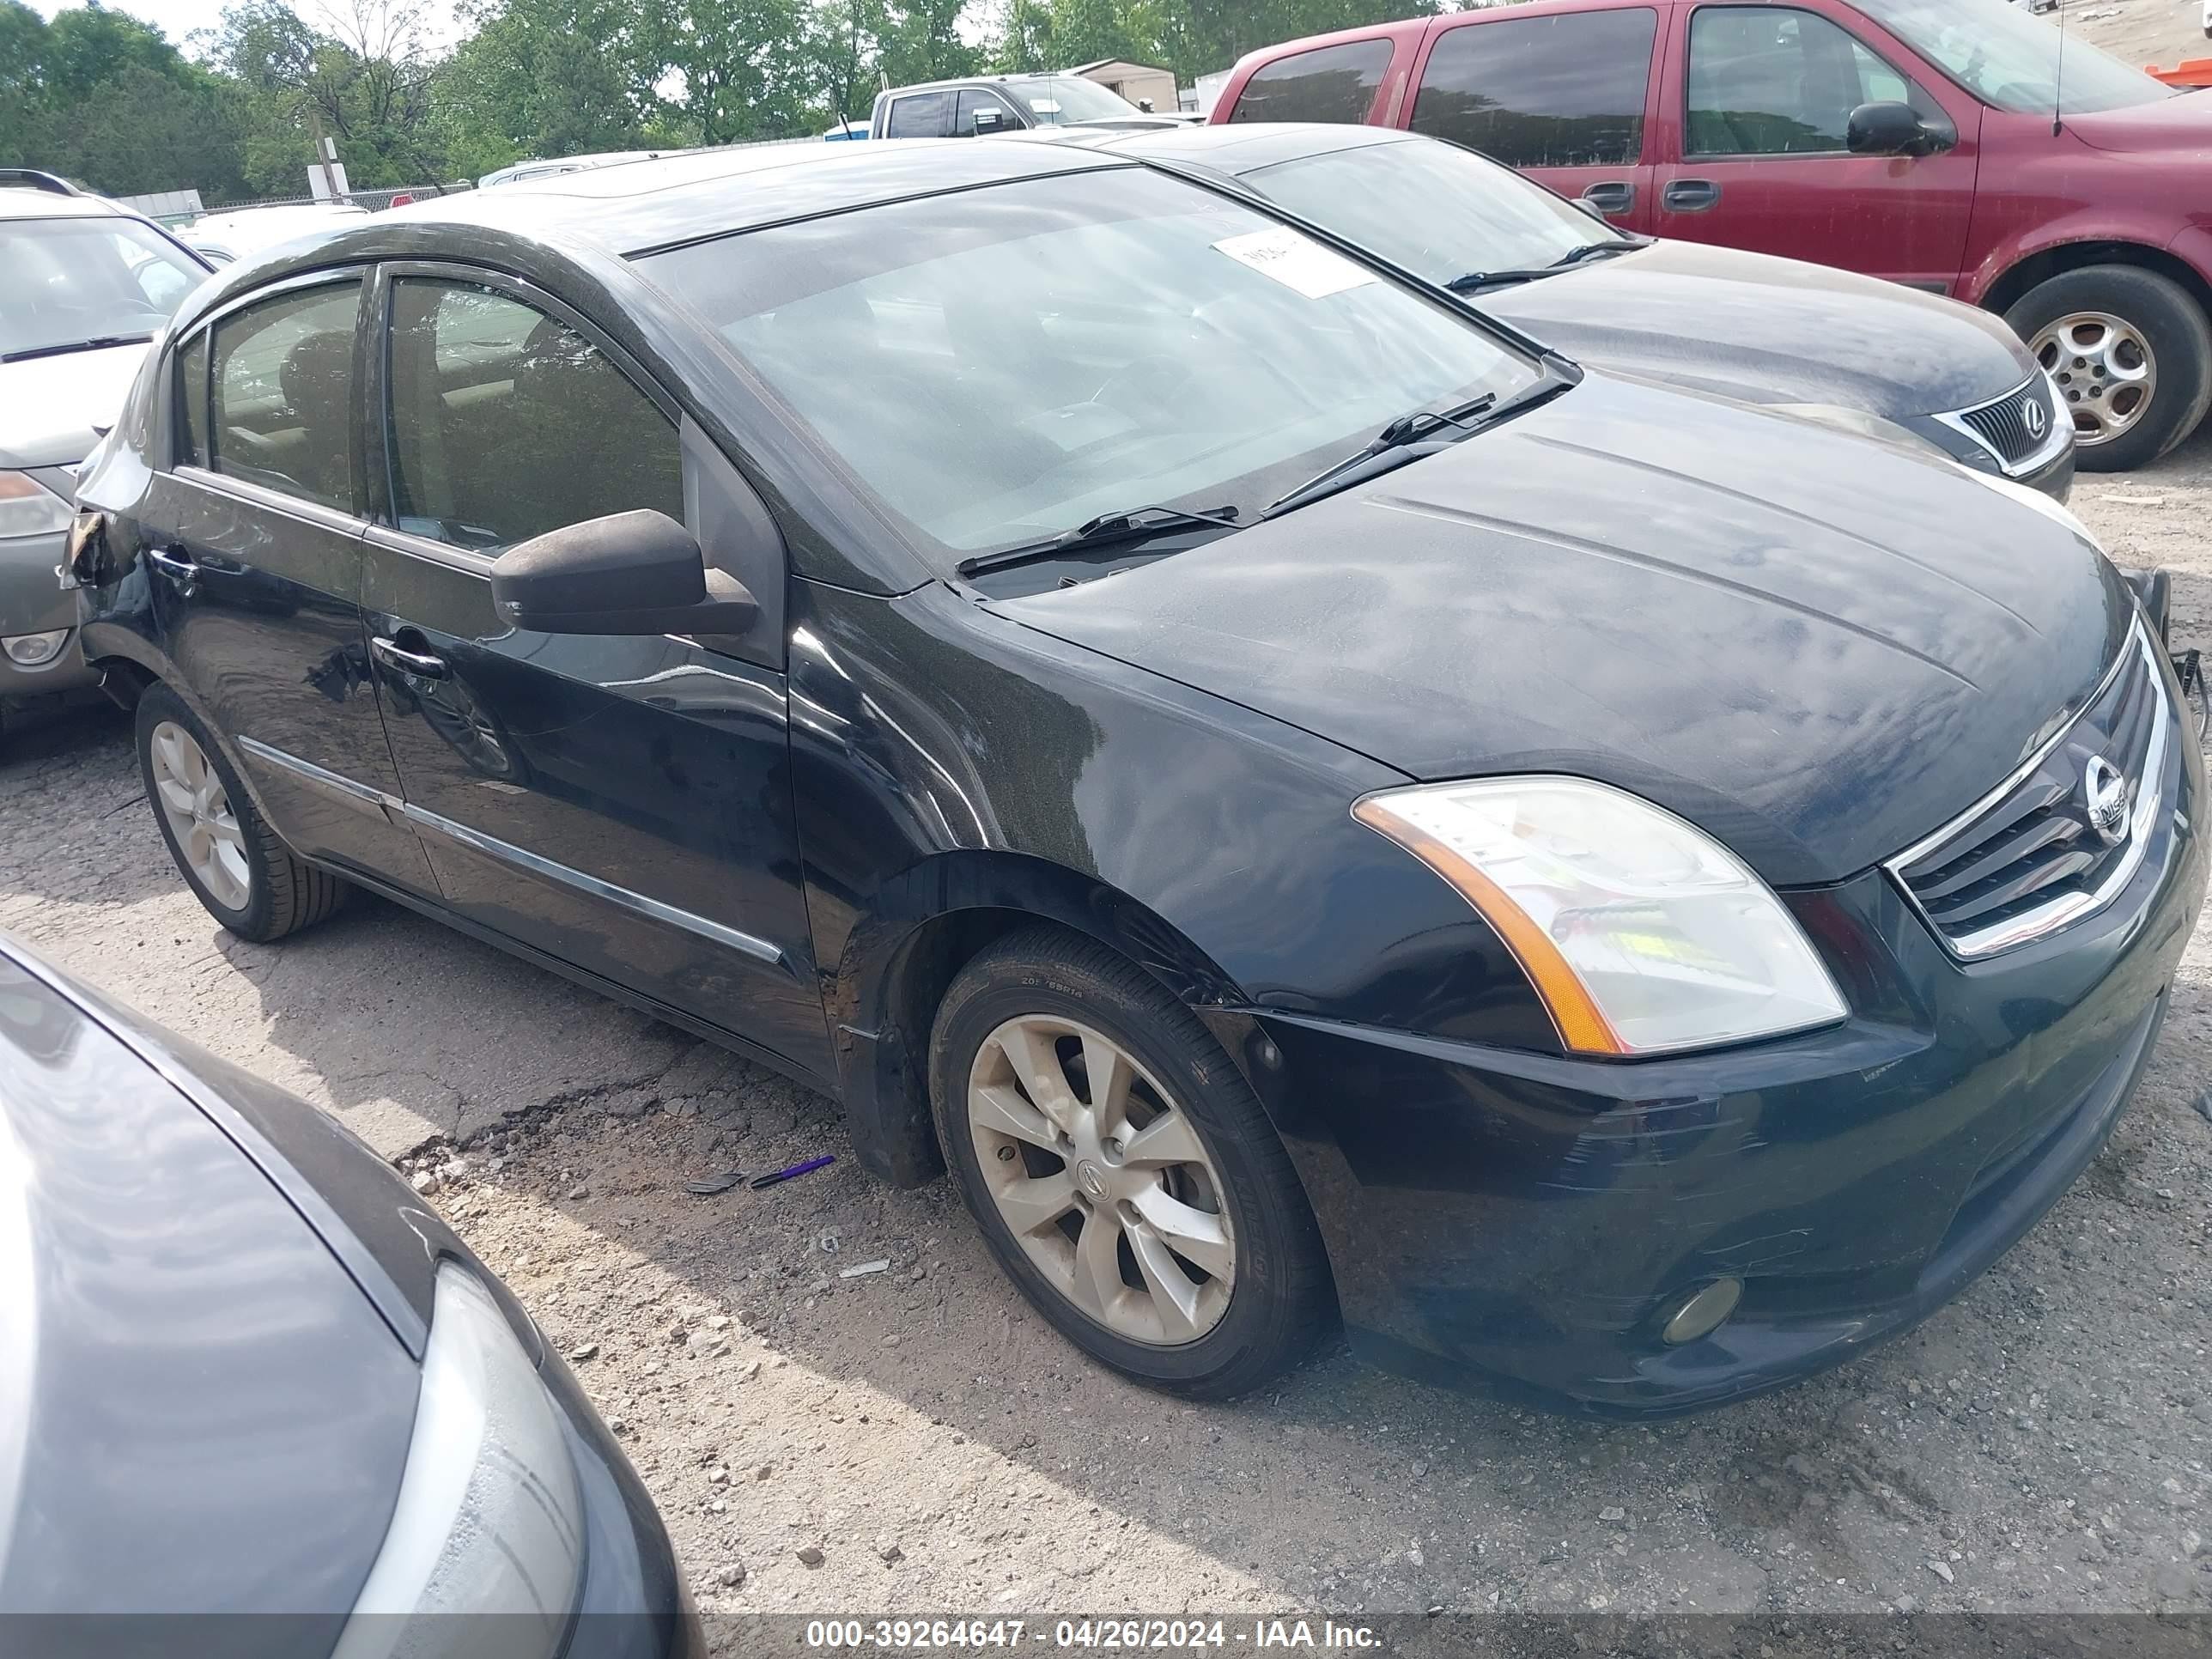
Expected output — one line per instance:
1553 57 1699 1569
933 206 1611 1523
930 928 1333 1397
136 683 349 941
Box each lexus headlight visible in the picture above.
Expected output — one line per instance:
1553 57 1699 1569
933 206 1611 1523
331 1262 584 1659
1355 777 1846 1055
0 471 74 540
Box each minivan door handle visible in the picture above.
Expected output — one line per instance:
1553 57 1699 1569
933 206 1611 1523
1581 180 1636 216
145 546 199 596
369 635 449 680
1662 178 1722 213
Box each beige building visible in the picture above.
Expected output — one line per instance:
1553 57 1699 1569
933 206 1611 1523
1067 58 1181 115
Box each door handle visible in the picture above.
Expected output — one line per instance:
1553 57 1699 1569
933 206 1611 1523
146 546 199 596
370 635 449 680
1581 180 1636 216
1662 178 1722 213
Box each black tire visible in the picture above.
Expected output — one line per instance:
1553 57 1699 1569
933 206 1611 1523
2005 264 2212 471
135 682 348 941
929 927 1334 1398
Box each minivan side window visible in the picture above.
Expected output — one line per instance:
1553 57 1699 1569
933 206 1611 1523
885 90 956 137
208 280 362 514
1686 6 1917 155
384 278 683 553
1409 9 1659 167
1227 40 1395 125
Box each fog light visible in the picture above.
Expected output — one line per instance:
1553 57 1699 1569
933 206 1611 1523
3 629 69 666
1662 1277 1742 1346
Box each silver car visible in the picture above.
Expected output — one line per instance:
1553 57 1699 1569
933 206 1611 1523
0 171 210 745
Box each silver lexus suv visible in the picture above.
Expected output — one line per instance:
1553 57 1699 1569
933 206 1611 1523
0 170 208 744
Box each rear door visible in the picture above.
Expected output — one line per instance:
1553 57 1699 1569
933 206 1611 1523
1405 6 1663 230
155 274 434 890
1652 1 1980 288
357 264 831 1077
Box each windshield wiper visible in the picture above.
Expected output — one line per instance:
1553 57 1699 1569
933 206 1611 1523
1260 394 1498 521
1446 240 1640 295
955 503 1243 580
0 332 155 364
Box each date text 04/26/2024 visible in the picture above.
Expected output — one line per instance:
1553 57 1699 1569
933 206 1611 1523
801 1619 1384 1650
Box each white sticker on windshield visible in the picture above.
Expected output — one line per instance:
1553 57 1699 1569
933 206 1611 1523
1212 227 1378 300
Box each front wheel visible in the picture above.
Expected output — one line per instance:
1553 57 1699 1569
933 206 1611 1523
929 929 1334 1398
2006 264 2212 471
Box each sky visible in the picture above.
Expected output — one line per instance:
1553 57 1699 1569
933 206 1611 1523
35 0 467 54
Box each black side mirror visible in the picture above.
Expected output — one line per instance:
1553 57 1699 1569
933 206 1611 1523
1137 97 1155 112
970 107 1005 135
490 509 758 637
1847 100 1936 156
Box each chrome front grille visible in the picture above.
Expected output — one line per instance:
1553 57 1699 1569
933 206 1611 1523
1888 625 2172 957
1939 375 2065 476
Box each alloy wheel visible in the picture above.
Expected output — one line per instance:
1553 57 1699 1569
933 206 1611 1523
966 1014 1236 1346
149 720 251 910
2033 311 2158 447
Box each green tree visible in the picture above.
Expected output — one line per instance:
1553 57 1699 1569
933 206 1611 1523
439 0 659 175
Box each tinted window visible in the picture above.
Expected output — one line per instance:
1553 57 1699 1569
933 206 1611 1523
209 281 361 514
644 167 1536 564
385 279 682 552
1227 40 1394 125
0 216 205 359
1246 137 1620 289
1686 7 1917 155
176 334 210 470
1411 10 1658 167
955 88 1020 135
886 91 955 137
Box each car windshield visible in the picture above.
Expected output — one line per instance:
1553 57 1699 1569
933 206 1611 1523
1012 76 1149 124
1856 0 2172 112
0 214 204 359
643 167 1538 562
1240 136 1623 289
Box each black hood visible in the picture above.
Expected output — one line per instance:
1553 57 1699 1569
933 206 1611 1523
0 950 416 1625
1481 240 2039 419
996 374 2132 887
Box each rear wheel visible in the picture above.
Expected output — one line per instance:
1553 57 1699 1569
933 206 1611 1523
2007 265 2212 471
929 929 1334 1398
136 682 348 941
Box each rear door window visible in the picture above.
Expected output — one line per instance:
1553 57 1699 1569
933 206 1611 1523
1411 9 1659 167
885 91 956 137
208 279 362 514
1226 40 1395 125
383 277 682 552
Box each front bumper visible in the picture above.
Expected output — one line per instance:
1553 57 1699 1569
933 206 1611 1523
0 531 94 702
1238 668 2203 1416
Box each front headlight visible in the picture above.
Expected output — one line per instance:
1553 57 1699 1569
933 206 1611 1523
331 1261 584 1659
0 471 75 540
1354 776 1847 1056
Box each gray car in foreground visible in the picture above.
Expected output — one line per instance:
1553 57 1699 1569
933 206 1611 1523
0 172 210 741
1048 124 2075 499
0 935 698 1655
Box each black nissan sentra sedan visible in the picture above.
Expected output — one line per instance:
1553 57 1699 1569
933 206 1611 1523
0 936 696 1649
65 138 2204 1415
1024 122 2075 500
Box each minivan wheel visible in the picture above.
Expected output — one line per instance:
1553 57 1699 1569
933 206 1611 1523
929 929 1333 1398
2007 265 2212 470
135 684 348 941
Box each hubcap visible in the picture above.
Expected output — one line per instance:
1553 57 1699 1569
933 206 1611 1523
2033 311 2157 447
967 1015 1236 1346
149 720 251 910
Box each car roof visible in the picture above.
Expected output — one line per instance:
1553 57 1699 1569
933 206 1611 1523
879 71 1101 96
0 188 139 223
1038 121 1419 174
378 136 1133 257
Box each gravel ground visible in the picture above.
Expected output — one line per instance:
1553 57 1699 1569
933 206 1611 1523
8 118 2212 1631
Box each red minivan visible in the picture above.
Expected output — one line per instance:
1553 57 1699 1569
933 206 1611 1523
1211 0 2212 470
